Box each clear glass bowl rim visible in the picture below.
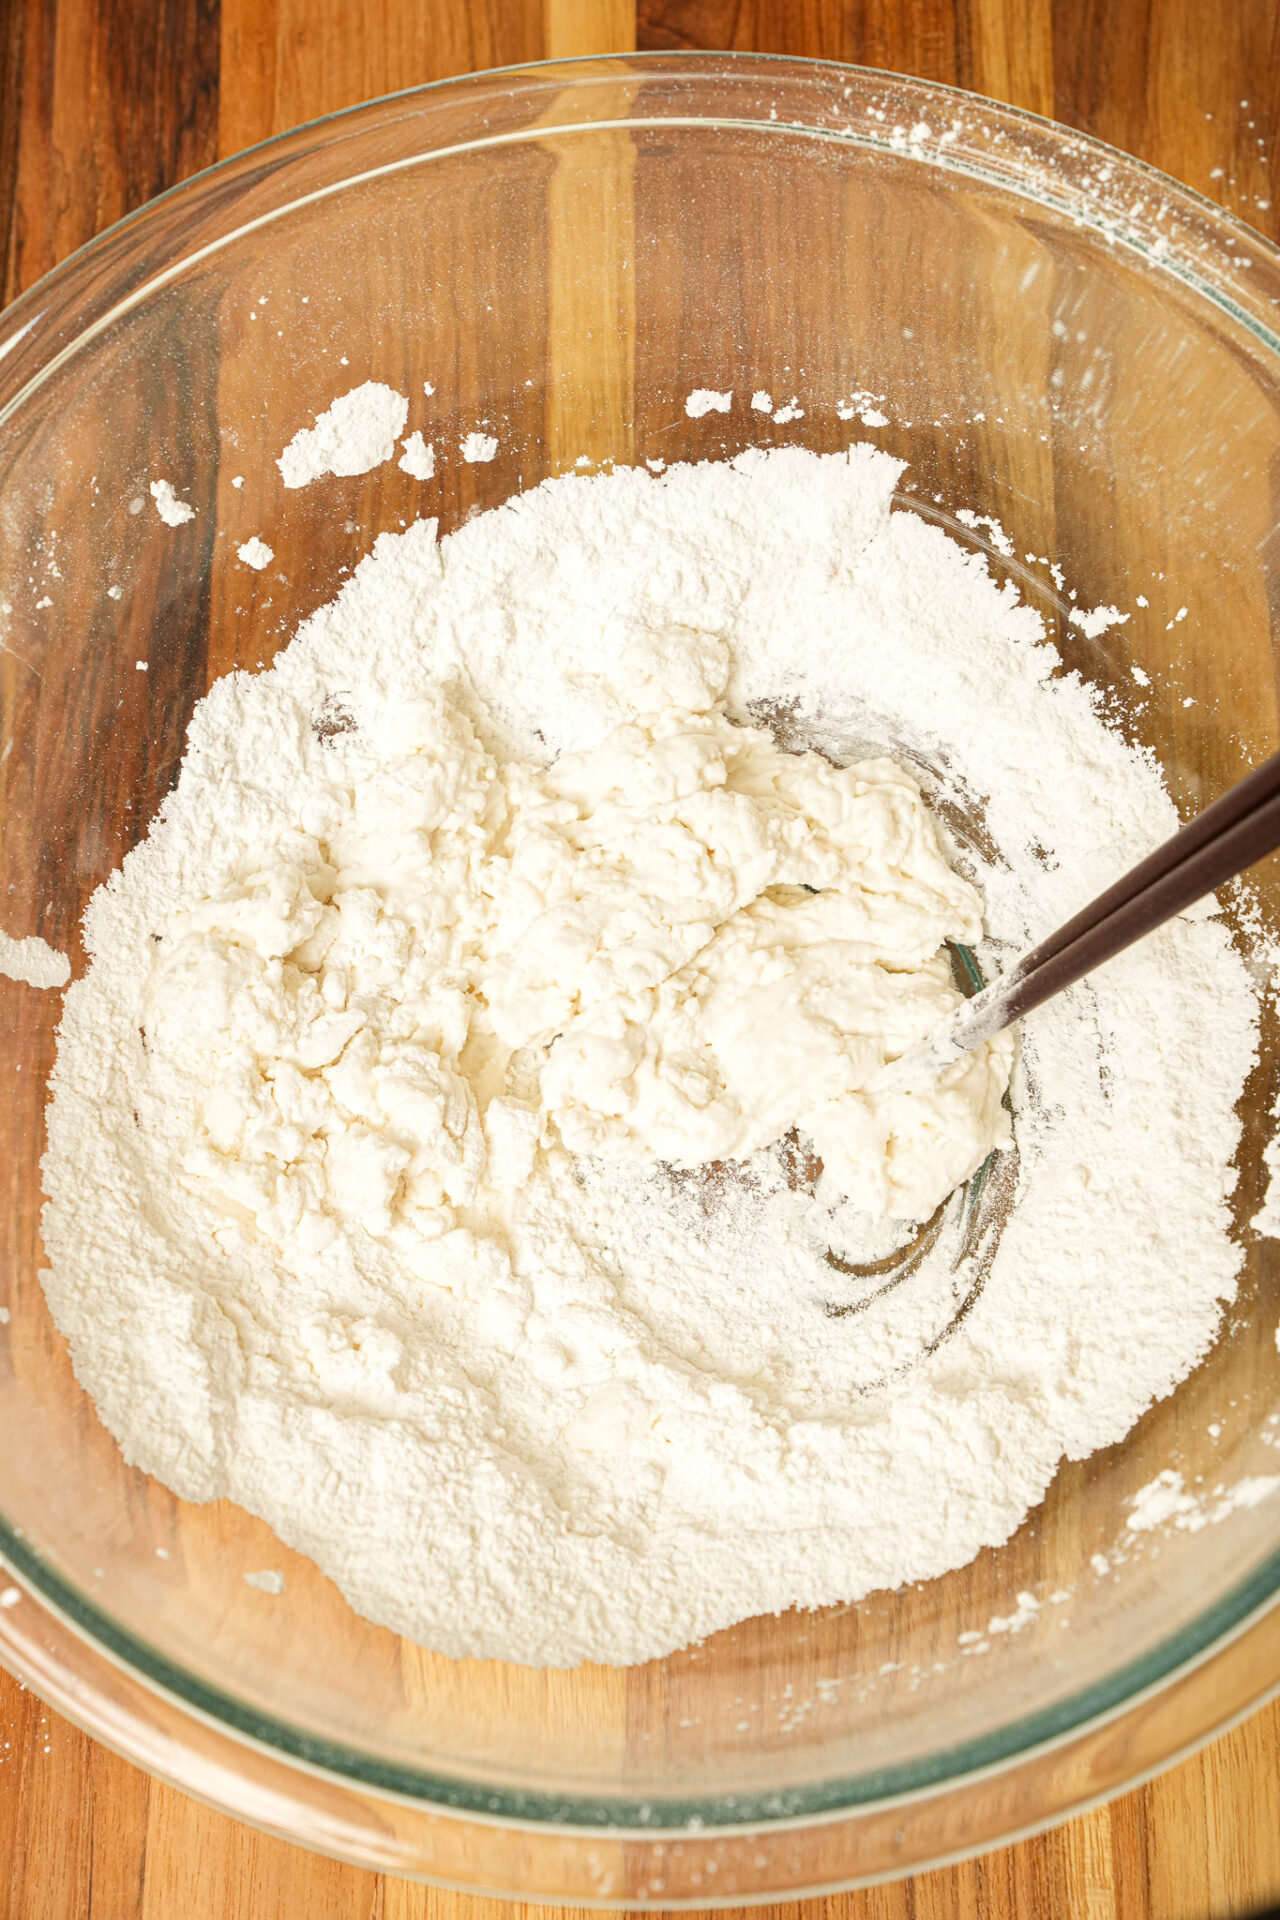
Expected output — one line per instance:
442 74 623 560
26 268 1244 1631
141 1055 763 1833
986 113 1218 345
2 48 1280 1834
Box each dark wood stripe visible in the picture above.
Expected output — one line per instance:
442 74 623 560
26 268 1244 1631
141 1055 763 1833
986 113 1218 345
0 0 25 305
0 0 219 307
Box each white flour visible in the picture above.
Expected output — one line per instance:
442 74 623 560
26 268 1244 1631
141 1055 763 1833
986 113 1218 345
398 433 435 481
149 479 194 526
0 930 69 989
1125 1468 1280 1533
236 537 273 571
278 382 409 488
41 448 1260 1667
244 1568 286 1595
686 389 733 417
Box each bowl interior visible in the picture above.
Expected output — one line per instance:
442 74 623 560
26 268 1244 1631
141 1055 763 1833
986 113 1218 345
1 57 1280 1827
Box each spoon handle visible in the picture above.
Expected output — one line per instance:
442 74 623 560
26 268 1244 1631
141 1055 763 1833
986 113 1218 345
953 748 1280 1053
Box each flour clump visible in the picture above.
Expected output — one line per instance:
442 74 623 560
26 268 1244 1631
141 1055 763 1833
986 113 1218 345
278 382 409 488
40 448 1259 1667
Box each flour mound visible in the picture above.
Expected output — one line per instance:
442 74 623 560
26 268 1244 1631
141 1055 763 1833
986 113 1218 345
41 449 1258 1667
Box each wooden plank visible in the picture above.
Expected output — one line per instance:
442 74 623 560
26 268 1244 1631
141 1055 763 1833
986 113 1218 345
1 2 1279 1917
1 0 219 305
545 0 637 58
217 0 545 157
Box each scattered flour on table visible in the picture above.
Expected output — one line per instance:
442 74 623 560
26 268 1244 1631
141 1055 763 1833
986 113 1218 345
837 391 890 428
398 433 435 481
460 433 498 464
1125 1468 1280 1534
149 480 194 526
1068 603 1129 637
41 447 1263 1667
278 383 409 488
685 390 732 417
0 931 69 989
236 537 274 571
243 1568 286 1595
986 1591 1040 1636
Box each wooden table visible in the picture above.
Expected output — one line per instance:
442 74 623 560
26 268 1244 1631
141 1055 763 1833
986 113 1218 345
2 0 1280 1914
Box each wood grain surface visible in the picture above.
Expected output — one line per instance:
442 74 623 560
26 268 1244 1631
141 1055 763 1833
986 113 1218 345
2 0 1280 1915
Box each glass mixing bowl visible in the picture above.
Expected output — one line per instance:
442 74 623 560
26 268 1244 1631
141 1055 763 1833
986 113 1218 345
2 52 1280 1903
